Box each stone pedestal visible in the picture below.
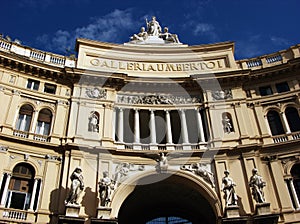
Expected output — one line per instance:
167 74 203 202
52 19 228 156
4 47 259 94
65 204 80 217
97 207 112 219
255 203 271 215
225 205 240 218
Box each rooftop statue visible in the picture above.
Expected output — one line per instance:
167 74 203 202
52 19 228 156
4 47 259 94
129 16 181 44
146 16 162 36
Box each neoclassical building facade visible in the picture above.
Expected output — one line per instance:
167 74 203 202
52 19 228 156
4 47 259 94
0 19 300 223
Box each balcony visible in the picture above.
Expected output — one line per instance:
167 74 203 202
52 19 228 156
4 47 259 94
0 36 75 68
0 208 36 223
237 44 300 70
271 131 300 143
115 142 207 150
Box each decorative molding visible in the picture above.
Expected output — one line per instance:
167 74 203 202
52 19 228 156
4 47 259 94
117 94 201 105
212 89 232 100
86 88 107 99
45 154 62 161
0 145 8 151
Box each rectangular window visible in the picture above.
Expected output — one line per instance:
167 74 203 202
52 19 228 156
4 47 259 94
259 86 273 96
44 83 56 94
26 79 40 91
276 82 290 93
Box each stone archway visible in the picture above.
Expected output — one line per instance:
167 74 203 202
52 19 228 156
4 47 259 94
114 171 221 224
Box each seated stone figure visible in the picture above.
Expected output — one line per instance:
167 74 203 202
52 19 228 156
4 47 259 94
130 27 148 41
160 27 180 43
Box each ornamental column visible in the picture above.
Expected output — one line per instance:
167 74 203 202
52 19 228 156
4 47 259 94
134 109 140 143
281 112 291 134
117 108 124 142
264 115 272 135
165 110 173 144
112 109 116 141
29 178 39 210
179 109 189 144
196 109 205 143
149 110 156 144
0 173 11 206
289 179 300 209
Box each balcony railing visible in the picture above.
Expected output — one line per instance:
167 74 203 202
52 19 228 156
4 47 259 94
272 131 300 143
13 130 29 138
116 142 207 150
237 44 300 70
0 36 75 68
2 208 27 221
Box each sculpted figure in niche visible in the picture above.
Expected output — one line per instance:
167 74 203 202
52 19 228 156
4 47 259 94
222 114 233 133
130 27 148 41
221 170 238 206
65 167 84 205
99 171 114 207
160 27 180 43
88 112 99 132
249 168 266 203
146 16 162 36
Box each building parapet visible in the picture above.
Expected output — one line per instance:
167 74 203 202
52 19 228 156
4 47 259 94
0 36 76 68
237 44 300 70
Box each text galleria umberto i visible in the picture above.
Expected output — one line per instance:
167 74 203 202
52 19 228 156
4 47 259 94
0 17 300 224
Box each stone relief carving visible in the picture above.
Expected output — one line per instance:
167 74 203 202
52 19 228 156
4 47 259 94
221 170 238 206
212 89 232 100
180 163 215 188
86 88 107 99
117 94 201 105
249 168 266 203
65 167 84 206
113 163 145 186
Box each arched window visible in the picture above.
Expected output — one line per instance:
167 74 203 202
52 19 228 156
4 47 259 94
88 111 99 132
291 164 300 206
285 107 300 132
15 104 33 132
267 110 285 135
6 163 35 210
35 109 52 136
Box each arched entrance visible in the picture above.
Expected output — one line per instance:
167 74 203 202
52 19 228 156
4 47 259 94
117 172 220 224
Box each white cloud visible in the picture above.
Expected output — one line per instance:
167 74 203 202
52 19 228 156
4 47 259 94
270 36 290 46
193 23 214 35
36 9 137 54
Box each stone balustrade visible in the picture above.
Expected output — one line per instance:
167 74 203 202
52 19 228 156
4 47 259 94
0 36 75 68
237 44 300 70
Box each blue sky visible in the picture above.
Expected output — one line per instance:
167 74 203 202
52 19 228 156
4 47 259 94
1 0 299 59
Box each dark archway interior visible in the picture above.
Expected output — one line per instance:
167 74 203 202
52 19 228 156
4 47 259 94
118 174 216 224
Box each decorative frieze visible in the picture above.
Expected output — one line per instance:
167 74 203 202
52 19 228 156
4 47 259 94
86 87 107 99
117 94 201 105
212 89 232 100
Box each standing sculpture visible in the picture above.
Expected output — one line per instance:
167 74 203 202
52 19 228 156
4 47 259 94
146 16 162 36
249 168 266 203
221 170 238 206
99 171 114 207
65 167 84 205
